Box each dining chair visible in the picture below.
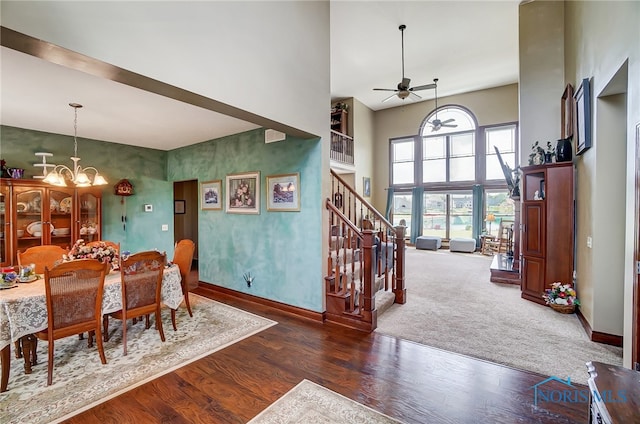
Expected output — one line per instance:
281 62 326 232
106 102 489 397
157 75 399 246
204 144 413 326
34 259 109 386
103 250 166 355
17 245 68 274
169 239 196 331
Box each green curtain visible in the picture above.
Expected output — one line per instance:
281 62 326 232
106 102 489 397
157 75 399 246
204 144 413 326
384 187 394 220
410 187 424 243
472 184 484 248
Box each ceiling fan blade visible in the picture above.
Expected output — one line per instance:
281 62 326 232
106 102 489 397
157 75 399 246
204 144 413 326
381 93 398 103
373 88 398 92
441 124 458 128
440 118 456 124
409 92 422 101
409 83 437 92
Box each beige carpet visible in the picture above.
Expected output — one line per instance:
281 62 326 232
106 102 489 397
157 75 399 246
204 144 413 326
375 248 623 385
0 294 277 424
248 379 404 424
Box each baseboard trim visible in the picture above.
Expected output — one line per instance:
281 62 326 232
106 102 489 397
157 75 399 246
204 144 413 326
194 282 325 323
576 309 623 347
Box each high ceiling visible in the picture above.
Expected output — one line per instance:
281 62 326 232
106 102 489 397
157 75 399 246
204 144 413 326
1 1 519 151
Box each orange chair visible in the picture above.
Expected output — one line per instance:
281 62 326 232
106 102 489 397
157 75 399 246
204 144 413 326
169 240 196 331
103 250 166 355
35 259 109 385
17 245 67 274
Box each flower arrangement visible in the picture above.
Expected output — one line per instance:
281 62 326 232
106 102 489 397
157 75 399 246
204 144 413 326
0 267 18 285
65 239 118 269
543 282 580 307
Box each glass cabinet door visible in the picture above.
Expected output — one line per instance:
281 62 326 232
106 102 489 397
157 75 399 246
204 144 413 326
79 192 100 242
0 185 8 266
49 188 74 250
15 188 45 253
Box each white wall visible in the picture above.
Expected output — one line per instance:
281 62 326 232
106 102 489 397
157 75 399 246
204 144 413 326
1 1 330 139
563 0 640 367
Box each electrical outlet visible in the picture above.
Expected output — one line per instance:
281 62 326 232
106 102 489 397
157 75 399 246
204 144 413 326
161 224 168 231
586 236 592 248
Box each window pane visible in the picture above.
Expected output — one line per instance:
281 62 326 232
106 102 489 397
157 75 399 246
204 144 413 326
393 162 414 185
423 136 445 159
423 159 446 183
421 107 476 136
423 193 446 238
392 193 412 237
486 126 515 154
486 152 515 180
450 156 475 181
485 190 515 235
450 193 473 238
450 133 474 157
393 141 414 161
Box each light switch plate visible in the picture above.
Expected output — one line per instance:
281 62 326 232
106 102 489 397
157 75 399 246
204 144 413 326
144 204 153 212
161 224 168 231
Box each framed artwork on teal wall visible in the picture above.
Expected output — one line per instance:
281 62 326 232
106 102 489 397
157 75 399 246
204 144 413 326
226 172 260 214
201 180 222 210
266 173 300 212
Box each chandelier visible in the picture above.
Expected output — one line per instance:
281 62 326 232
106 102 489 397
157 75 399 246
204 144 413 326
43 103 108 187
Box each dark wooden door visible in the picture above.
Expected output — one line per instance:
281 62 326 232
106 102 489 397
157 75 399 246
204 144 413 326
521 255 545 304
522 203 544 257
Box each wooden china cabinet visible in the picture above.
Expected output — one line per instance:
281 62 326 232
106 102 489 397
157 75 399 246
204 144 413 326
520 162 574 305
0 178 103 267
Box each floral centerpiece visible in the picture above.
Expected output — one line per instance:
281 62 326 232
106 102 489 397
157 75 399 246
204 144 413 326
543 282 580 313
64 239 118 271
0 267 18 285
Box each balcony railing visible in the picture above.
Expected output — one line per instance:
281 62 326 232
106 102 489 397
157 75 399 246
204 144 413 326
330 130 354 165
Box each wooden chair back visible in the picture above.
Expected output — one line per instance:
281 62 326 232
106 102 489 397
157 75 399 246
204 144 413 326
17 245 68 274
37 259 109 385
170 240 195 325
106 250 166 355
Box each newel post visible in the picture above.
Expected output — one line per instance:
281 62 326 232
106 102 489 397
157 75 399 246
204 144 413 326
361 230 377 328
394 225 406 304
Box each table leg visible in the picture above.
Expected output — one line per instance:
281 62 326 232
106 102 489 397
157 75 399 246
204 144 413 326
1 344 10 393
21 335 38 373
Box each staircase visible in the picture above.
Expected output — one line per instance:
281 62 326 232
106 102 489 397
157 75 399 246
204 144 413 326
325 170 406 332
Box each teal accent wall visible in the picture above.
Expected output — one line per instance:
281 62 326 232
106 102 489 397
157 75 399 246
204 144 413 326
168 129 324 311
1 126 174 255
2 125 324 311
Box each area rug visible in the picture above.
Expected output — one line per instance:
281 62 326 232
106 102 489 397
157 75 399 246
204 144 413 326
375 248 623 385
248 379 404 424
0 294 277 424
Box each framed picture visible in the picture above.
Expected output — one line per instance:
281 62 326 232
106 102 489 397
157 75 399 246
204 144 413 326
174 200 185 214
266 173 300 212
200 180 222 210
574 78 592 155
226 171 260 214
561 83 574 139
363 177 371 197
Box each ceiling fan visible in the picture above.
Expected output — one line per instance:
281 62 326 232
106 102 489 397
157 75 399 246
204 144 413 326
373 24 436 103
427 78 457 131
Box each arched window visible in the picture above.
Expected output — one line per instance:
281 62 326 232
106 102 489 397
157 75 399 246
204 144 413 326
419 106 476 136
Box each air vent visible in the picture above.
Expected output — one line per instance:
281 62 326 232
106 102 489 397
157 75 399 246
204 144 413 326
265 129 286 144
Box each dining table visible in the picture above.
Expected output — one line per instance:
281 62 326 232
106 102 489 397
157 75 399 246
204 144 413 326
0 264 183 392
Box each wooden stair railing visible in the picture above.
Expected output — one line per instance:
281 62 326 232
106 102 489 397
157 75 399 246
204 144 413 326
330 170 406 303
325 171 406 332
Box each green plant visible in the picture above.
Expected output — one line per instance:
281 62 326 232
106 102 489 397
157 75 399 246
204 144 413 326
528 141 545 165
545 141 556 156
543 282 580 306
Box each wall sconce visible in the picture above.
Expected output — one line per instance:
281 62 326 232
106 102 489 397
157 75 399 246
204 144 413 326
243 272 254 287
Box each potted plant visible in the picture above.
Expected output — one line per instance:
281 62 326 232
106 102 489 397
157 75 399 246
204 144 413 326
528 141 545 165
543 282 580 313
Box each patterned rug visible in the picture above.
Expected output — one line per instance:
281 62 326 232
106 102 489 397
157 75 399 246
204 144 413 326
0 294 277 424
248 379 404 423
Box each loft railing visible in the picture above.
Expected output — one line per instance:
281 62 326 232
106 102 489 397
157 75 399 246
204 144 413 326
330 130 354 165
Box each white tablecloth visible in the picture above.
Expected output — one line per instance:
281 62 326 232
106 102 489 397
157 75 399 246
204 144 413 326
0 265 183 351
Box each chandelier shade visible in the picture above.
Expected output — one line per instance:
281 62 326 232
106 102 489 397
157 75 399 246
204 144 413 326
43 103 108 187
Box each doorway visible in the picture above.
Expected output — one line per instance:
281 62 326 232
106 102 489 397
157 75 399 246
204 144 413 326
173 180 198 284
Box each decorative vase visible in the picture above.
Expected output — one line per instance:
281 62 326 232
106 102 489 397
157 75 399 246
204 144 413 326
556 137 572 162
550 303 575 314
544 153 553 164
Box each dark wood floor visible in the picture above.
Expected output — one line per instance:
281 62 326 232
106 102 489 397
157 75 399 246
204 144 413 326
64 280 588 424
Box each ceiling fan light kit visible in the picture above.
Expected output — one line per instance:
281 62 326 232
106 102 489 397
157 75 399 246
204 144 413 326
373 24 437 103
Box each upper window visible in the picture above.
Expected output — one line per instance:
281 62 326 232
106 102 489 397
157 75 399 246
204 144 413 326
485 125 517 181
420 106 477 184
